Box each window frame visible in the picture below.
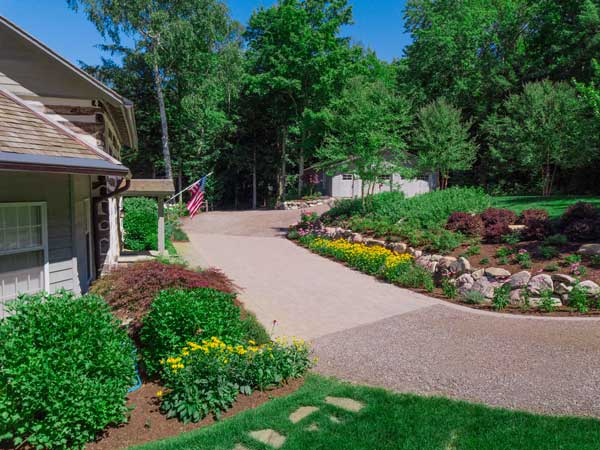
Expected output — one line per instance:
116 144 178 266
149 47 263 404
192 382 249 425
341 174 354 181
0 202 49 292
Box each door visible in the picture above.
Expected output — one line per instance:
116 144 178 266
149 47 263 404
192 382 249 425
74 198 94 293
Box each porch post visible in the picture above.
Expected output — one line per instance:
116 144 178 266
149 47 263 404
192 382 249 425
158 196 165 255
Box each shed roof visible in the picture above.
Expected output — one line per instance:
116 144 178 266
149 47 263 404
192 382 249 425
0 89 129 176
121 179 176 197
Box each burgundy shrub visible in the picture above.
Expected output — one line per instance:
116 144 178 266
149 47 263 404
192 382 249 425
519 209 551 240
90 261 238 332
480 208 517 243
560 202 600 242
445 212 485 236
480 208 518 226
484 222 512 243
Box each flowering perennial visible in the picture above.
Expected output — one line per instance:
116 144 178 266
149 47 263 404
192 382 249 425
308 237 413 275
158 336 313 422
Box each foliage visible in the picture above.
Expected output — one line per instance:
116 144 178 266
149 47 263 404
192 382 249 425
445 212 484 237
492 197 600 220
480 208 517 243
462 290 486 305
300 236 434 291
560 202 600 241
515 249 532 269
539 245 559 260
544 263 560 272
538 290 558 312
462 245 481 257
123 197 159 251
159 336 313 422
140 288 246 376
492 284 511 311
318 76 413 202
569 285 591 313
441 278 458 299
544 234 569 247
0 292 134 450
291 211 323 237
90 261 237 332
484 81 597 196
323 188 491 252
519 209 552 240
413 98 478 189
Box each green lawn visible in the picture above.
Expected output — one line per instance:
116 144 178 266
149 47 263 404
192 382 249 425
492 195 600 219
132 375 600 450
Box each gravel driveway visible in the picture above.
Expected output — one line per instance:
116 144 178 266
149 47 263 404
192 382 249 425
178 209 600 417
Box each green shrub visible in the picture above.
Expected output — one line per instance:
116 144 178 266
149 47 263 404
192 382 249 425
0 292 134 450
492 284 511 310
383 261 435 292
463 290 486 304
479 257 490 265
569 285 590 313
544 263 559 272
123 197 159 251
441 278 458 299
159 336 312 422
538 290 558 312
543 234 568 247
515 249 532 269
140 288 246 376
539 245 559 260
323 187 491 253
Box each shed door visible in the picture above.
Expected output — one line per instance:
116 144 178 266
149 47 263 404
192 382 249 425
0 203 48 317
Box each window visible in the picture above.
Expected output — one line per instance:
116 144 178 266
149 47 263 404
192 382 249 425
342 174 353 181
0 203 49 305
379 174 392 181
0 204 44 255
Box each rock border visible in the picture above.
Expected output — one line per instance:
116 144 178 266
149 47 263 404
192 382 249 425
313 226 600 311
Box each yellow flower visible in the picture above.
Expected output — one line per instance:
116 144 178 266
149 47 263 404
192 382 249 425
248 339 256 345
156 390 163 398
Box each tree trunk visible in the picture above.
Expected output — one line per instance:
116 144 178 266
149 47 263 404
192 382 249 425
252 148 257 210
178 162 183 205
152 61 173 179
298 150 304 197
276 127 288 208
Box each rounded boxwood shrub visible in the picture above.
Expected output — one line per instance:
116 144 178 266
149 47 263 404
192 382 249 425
0 292 135 450
140 288 246 376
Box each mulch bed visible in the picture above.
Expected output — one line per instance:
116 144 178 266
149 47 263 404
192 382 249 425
87 378 304 450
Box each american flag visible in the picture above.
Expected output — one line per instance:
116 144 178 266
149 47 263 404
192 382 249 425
186 176 207 217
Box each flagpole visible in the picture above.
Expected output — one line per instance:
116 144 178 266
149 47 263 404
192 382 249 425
167 172 213 204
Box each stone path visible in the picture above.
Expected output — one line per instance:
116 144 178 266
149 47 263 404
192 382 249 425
239 396 364 449
178 209 600 417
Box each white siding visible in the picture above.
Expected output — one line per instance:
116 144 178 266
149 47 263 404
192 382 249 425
0 172 92 303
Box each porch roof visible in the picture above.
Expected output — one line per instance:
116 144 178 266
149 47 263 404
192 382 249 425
0 89 129 176
121 179 175 197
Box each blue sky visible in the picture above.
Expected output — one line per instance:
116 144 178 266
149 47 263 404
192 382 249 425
0 1 411 66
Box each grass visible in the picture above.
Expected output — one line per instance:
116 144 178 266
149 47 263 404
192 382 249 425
131 375 600 450
493 195 600 219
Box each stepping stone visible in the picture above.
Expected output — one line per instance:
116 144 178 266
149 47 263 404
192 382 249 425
289 406 319 424
329 415 342 424
248 429 286 449
307 423 319 431
324 396 364 413
233 445 250 450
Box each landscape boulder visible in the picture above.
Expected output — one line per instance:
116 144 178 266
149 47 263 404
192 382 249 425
471 277 496 299
554 283 573 295
551 274 577 285
449 257 471 276
485 267 511 279
577 243 600 257
577 280 600 296
528 274 554 295
471 268 485 280
506 271 531 289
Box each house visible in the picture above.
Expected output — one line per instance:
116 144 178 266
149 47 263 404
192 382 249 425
0 16 137 311
320 172 436 198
